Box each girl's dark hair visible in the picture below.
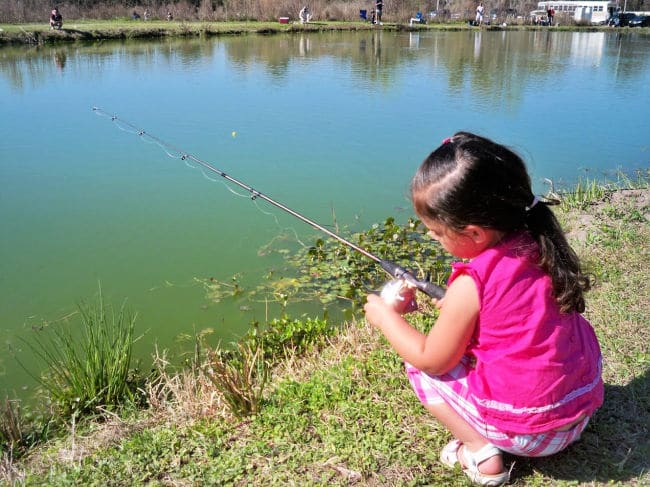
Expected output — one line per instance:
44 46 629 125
411 131 590 313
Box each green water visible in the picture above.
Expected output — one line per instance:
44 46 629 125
1 30 649 400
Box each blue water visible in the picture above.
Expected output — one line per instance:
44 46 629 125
1 30 649 399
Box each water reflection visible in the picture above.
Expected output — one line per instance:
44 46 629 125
0 39 217 90
298 34 311 56
474 30 481 60
409 32 420 49
2 31 648 93
53 49 67 71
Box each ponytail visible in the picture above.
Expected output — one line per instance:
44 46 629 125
525 200 591 313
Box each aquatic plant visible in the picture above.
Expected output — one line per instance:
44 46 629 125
200 217 453 312
277 216 452 309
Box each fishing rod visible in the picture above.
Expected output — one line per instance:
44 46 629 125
92 107 445 301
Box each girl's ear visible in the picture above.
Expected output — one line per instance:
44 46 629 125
463 225 489 244
463 225 504 247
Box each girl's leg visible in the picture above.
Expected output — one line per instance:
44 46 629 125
424 401 504 475
406 360 505 475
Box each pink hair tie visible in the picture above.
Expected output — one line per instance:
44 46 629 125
442 137 451 145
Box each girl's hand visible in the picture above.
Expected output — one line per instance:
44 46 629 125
364 293 401 330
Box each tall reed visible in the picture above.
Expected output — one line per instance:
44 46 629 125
22 286 141 418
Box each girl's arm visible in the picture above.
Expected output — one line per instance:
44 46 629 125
364 274 479 375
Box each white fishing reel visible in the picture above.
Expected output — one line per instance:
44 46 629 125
380 279 418 314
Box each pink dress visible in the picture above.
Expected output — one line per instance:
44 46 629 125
447 231 603 434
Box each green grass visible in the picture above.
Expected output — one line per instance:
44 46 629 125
0 19 390 45
18 285 143 419
558 170 650 211
3 19 646 47
3 184 649 486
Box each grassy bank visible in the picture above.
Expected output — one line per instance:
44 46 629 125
0 18 438 46
2 181 648 485
2 19 642 46
0 19 384 46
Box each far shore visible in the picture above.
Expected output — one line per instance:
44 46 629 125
0 19 633 46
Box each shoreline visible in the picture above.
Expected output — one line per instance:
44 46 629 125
0 20 633 47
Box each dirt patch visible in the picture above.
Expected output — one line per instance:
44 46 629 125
562 188 650 247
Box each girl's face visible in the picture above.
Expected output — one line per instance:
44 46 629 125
422 218 498 259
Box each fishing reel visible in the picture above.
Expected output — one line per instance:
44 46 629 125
376 259 446 313
380 279 419 314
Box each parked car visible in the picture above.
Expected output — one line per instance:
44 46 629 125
628 14 650 27
529 9 548 24
608 12 637 26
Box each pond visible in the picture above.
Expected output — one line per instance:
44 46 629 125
1 30 649 400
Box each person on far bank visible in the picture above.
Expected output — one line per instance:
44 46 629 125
375 0 383 24
49 6 63 29
299 5 312 23
475 2 484 25
364 132 603 486
547 6 555 25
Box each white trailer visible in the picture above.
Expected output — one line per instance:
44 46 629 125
537 0 617 24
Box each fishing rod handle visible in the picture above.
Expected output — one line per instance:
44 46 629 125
380 260 446 300
413 280 446 300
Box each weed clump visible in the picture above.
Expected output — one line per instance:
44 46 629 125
20 286 145 419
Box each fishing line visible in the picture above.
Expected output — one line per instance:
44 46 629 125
92 107 446 300
94 106 295 228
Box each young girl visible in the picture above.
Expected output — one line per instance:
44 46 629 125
364 132 603 486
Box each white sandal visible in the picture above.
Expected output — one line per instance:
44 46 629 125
440 439 510 486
